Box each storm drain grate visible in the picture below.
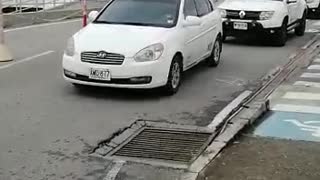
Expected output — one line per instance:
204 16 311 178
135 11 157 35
111 128 212 163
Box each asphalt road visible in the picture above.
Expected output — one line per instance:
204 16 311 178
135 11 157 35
0 20 318 180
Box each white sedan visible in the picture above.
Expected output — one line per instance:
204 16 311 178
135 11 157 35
63 0 223 94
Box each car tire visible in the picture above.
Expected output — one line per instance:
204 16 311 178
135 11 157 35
295 12 306 36
163 55 183 95
274 19 288 47
207 36 222 67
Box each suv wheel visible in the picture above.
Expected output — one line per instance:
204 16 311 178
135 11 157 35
207 36 222 67
274 19 288 46
295 12 306 36
164 55 182 95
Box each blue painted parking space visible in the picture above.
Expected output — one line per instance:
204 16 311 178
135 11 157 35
254 111 320 142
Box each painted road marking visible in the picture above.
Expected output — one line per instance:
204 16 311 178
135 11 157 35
272 104 320 114
294 81 320 88
308 65 320 70
301 72 320 79
4 19 81 33
283 92 320 100
284 119 320 138
306 29 320 33
0 51 54 70
254 111 320 142
103 160 125 180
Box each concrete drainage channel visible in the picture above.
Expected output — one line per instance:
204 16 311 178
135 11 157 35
93 120 218 169
91 35 320 180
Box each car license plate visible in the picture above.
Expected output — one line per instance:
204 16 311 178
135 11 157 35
233 22 248 30
89 68 111 81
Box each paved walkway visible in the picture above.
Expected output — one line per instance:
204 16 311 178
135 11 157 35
255 54 320 142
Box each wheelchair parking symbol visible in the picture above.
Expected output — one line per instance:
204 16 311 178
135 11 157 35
254 111 320 142
284 119 320 138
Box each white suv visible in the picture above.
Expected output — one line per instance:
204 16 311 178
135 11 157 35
219 0 307 46
63 0 222 94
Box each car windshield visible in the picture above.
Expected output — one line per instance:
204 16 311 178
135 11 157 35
94 0 181 28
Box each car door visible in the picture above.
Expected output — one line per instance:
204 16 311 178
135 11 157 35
202 0 220 57
182 0 203 68
286 0 299 24
194 0 216 60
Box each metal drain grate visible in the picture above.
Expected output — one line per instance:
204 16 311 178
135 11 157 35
111 128 212 163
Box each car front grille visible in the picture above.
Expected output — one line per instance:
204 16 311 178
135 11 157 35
81 51 125 65
226 10 261 20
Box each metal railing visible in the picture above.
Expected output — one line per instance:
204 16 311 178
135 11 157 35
2 0 106 14
3 0 77 13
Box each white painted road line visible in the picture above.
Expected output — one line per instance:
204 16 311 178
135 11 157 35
294 81 320 88
4 19 81 33
0 51 54 70
103 160 125 180
301 72 320 79
283 92 320 100
272 104 320 114
308 65 320 70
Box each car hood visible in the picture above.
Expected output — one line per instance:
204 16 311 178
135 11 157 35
75 23 170 57
219 0 284 11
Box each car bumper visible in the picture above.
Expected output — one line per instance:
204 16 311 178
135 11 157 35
222 20 280 37
62 54 170 89
307 2 319 10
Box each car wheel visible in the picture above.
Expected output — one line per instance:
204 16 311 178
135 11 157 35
164 56 182 95
207 36 222 67
274 19 288 47
295 12 306 36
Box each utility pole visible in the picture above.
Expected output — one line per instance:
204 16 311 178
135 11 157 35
0 0 13 62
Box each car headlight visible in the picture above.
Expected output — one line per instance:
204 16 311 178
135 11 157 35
65 37 75 56
306 0 314 3
134 43 164 62
220 9 227 18
259 11 274 20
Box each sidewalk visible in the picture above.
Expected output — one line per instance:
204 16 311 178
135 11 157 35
198 50 320 180
199 136 320 180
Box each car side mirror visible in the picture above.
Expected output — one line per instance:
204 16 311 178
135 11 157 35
183 16 202 27
88 11 99 22
286 0 297 4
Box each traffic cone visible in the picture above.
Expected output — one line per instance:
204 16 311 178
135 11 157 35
0 43 13 62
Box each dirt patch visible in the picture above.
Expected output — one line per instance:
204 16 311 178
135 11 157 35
199 136 320 180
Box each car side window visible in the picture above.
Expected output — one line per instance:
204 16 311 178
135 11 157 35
194 0 210 17
184 0 198 17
